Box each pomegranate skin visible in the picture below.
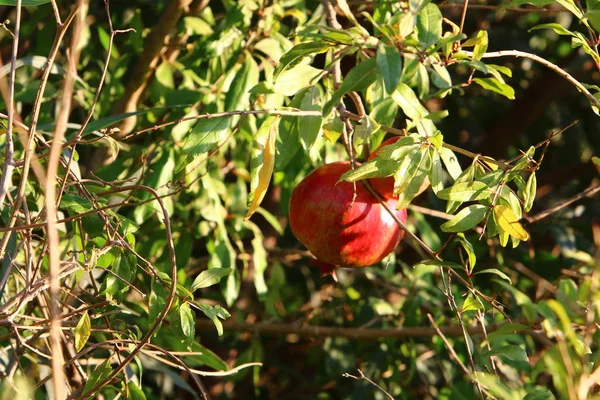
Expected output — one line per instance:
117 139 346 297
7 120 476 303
368 137 430 199
289 161 407 268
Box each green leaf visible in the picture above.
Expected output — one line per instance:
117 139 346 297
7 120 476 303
484 345 529 362
529 23 575 36
417 3 442 48
200 304 230 336
472 77 515 100
463 30 488 60
436 181 492 201
438 147 462 180
430 64 452 90
486 323 530 341
392 83 436 136
175 116 232 173
297 87 323 152
441 204 488 232
127 382 147 400
323 57 379 115
179 302 195 339
473 268 513 285
524 172 537 212
274 41 331 79
225 53 259 111
462 295 484 312
191 268 233 291
74 311 91 352
148 277 168 327
395 148 431 209
82 358 112 397
339 158 402 182
245 115 280 220
430 149 444 194
60 193 94 214
557 0 584 18
273 64 323 96
456 233 476 271
377 44 403 94
184 16 214 35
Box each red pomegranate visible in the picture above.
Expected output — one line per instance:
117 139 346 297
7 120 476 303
289 161 407 270
368 136 430 199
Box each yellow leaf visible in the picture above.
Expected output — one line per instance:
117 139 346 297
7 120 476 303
494 204 529 241
245 115 280 221
74 310 91 352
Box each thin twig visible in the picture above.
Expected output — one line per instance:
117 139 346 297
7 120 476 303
77 185 177 399
0 0 21 210
123 109 321 140
462 50 600 111
47 3 83 398
343 369 394 400
427 314 488 398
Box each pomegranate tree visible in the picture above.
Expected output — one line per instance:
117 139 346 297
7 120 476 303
289 161 407 270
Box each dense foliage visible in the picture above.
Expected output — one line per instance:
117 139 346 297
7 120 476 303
0 0 599 399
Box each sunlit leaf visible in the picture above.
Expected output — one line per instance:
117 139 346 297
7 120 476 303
436 181 492 201
473 268 513 284
417 3 442 48
441 204 488 232
74 311 91 352
462 295 484 312
179 302 195 339
494 204 529 241
473 77 515 100
377 44 403 94
524 172 537 212
430 149 444 194
323 57 379 115
245 115 280 220
175 116 232 173
191 268 233 291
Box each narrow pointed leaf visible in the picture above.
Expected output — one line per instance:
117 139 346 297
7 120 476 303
179 302 195 339
191 268 233 291
436 181 492 201
377 44 403 94
473 77 515 100
323 57 379 115
430 149 444 194
524 172 536 212
175 116 232 173
417 3 443 48
441 204 488 232
74 311 91 352
274 41 331 79
245 115 280 220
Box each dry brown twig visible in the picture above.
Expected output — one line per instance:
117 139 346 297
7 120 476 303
343 369 394 400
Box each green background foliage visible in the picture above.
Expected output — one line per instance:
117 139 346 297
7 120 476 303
0 0 599 399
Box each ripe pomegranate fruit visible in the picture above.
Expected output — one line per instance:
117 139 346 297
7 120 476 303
289 161 407 270
368 136 430 199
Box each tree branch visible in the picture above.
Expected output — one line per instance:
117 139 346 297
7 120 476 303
462 50 600 112
111 0 193 136
195 319 539 340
